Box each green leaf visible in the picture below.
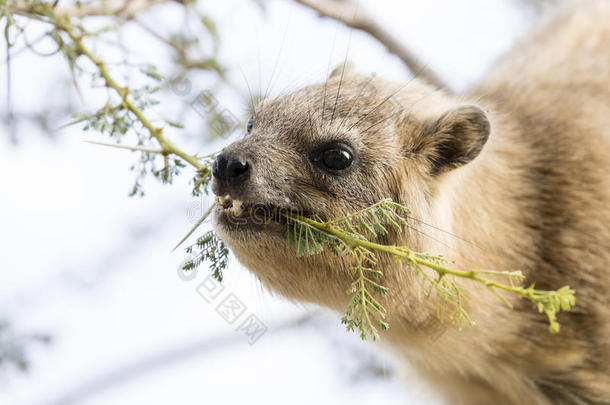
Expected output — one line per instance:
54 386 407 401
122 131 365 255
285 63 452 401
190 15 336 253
183 231 229 282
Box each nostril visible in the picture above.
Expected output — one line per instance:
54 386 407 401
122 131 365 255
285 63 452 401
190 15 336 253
212 153 228 180
213 152 250 186
227 158 250 180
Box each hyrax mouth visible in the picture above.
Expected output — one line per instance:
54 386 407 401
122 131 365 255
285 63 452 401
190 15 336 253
217 194 246 217
215 194 289 228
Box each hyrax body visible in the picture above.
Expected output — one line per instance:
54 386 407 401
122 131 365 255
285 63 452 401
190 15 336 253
211 1 610 403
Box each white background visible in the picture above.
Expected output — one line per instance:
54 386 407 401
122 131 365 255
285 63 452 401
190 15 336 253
0 0 557 404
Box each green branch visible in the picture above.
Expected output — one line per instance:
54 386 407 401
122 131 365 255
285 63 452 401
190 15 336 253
283 199 576 339
11 1 208 175
60 23 206 172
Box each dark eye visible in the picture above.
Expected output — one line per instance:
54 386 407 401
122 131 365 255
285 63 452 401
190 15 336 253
314 144 354 172
246 116 254 133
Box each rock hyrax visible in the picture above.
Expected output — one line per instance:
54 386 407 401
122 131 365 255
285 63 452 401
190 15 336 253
211 1 610 403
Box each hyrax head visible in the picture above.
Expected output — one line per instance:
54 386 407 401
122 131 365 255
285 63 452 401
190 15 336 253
211 67 490 308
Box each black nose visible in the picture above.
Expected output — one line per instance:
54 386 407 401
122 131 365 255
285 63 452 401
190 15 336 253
212 152 251 186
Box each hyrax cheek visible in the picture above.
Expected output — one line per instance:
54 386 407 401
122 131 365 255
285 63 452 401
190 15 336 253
249 176 285 200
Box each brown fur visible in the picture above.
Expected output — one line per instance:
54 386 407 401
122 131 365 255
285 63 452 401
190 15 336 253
213 1 610 403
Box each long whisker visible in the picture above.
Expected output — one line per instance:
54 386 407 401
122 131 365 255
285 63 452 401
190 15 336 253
330 29 353 125
321 27 339 123
238 65 255 112
405 215 484 251
272 66 328 98
290 177 336 198
404 223 452 250
361 108 404 134
264 18 290 100
347 60 444 133
256 25 263 102
339 73 376 130
347 81 411 132
346 61 442 134
307 106 316 137
361 82 444 136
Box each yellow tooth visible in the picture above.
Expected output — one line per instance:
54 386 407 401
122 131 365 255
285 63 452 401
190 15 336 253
229 199 244 216
217 194 233 207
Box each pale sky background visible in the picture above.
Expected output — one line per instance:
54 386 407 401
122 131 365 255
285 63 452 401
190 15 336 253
0 0 557 404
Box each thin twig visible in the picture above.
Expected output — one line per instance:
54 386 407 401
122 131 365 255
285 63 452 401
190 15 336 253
291 0 450 92
172 202 216 252
83 140 165 154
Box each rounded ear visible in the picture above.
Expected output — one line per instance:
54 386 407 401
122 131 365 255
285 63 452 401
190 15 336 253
329 60 357 79
421 105 490 176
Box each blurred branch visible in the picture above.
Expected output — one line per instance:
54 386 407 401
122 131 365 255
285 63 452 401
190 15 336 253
9 0 178 20
133 18 225 76
291 0 450 92
3 0 217 194
0 321 51 373
44 312 322 405
35 10 208 173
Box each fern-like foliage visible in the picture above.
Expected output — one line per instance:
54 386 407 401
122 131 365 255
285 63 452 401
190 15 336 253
284 199 412 340
285 214 335 257
183 230 229 282
282 198 576 340
342 247 389 340
328 199 411 239
407 252 473 327
181 199 575 341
